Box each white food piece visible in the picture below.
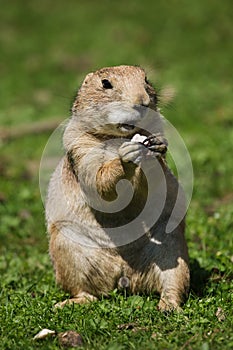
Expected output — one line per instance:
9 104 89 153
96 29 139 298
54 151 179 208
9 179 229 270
33 329 56 340
131 133 147 143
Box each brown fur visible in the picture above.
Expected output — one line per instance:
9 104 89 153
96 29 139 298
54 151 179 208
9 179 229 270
46 65 190 311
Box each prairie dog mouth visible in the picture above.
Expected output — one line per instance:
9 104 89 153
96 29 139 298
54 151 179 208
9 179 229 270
118 123 136 132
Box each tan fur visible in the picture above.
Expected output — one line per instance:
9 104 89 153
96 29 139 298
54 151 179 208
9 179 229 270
46 65 190 311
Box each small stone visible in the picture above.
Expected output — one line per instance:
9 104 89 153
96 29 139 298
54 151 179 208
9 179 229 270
58 330 83 348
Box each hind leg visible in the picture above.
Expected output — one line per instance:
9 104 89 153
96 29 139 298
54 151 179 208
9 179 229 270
48 223 122 307
49 224 98 307
157 256 190 312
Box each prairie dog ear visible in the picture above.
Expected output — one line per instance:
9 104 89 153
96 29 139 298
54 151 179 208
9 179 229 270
83 72 94 85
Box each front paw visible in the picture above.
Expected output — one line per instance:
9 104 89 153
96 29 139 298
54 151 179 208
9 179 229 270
143 133 168 157
158 298 182 313
118 141 146 165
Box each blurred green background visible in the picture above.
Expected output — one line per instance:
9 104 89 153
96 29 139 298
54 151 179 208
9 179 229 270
1 0 232 127
1 0 232 196
0 0 232 349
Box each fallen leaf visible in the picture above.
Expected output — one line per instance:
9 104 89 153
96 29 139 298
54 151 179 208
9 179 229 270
215 307 226 321
151 332 157 339
33 329 56 340
117 322 148 333
117 322 137 330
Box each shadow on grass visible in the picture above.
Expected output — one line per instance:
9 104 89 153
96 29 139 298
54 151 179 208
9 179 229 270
189 258 211 297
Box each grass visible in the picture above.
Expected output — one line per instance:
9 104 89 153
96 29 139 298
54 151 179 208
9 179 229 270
0 0 233 348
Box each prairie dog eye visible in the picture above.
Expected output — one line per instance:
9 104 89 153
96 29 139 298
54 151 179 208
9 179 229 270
102 79 113 89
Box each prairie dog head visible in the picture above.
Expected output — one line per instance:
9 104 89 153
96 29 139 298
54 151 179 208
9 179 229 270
73 65 157 111
71 66 159 134
72 66 157 129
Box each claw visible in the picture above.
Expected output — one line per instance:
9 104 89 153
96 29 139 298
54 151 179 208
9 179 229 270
143 133 168 156
143 133 168 146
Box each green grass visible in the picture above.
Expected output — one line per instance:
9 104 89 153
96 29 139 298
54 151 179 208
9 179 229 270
0 0 233 349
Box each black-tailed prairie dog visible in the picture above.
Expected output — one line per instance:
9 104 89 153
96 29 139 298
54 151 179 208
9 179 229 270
46 65 190 311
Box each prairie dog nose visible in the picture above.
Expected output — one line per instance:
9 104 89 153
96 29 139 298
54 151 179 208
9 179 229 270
134 93 150 107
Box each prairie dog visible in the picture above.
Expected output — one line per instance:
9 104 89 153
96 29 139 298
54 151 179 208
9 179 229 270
46 65 190 311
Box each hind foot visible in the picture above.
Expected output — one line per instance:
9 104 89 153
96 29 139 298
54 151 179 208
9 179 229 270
55 292 97 308
157 297 182 313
